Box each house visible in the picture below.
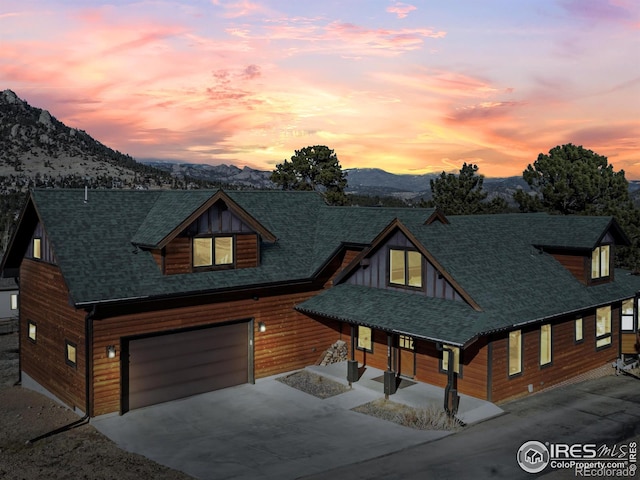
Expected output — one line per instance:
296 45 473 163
0 277 19 334
1 188 639 417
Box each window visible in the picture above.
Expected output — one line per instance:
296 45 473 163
441 345 460 374
65 340 77 367
389 249 422 288
357 325 373 352
10 294 18 311
193 238 212 267
508 330 522 376
33 238 42 259
27 321 36 343
193 236 234 268
596 306 612 348
591 245 610 279
540 324 552 366
575 317 584 343
399 335 414 350
621 298 635 332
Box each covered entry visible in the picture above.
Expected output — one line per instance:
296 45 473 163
124 320 252 411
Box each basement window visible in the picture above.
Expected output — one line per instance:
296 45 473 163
65 340 77 368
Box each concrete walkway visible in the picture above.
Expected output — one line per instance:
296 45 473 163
92 363 502 480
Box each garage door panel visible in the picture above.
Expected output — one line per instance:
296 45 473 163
127 321 249 410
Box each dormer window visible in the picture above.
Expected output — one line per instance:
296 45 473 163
389 249 423 288
591 245 610 279
193 236 234 268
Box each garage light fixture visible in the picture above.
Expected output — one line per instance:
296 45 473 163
258 322 266 333
106 345 117 359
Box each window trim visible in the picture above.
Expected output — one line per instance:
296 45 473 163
65 340 78 368
591 244 611 280
595 306 612 350
33 237 42 260
508 330 522 377
440 344 462 376
540 324 552 367
388 247 423 289
399 335 414 350
27 320 37 343
574 317 584 344
192 235 235 270
621 298 635 333
356 325 373 353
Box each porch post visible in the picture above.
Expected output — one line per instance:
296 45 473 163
383 332 397 399
347 324 359 386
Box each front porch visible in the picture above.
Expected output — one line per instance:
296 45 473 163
306 360 503 426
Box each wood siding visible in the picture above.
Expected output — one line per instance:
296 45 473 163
340 323 489 400
20 259 87 411
347 230 463 302
550 253 587 285
92 290 342 415
621 333 638 354
490 306 620 403
164 237 192 275
235 234 259 269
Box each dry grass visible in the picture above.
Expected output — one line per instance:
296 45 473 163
352 398 463 431
276 370 350 399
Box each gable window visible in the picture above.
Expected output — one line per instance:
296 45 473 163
10 294 18 311
65 340 77 367
591 245 610 279
575 317 584 343
595 306 612 348
28 321 37 343
621 298 635 332
389 249 422 288
540 324 552 366
508 330 522 376
357 325 373 352
193 236 234 268
33 238 42 259
441 345 460 374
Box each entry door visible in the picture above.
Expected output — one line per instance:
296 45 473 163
398 335 415 378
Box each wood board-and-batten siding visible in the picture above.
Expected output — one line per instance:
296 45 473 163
346 230 463 301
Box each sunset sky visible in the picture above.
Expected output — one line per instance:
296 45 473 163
1 0 639 177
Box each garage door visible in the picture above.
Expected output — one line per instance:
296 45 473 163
126 321 250 411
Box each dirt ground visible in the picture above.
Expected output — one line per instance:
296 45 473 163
0 332 193 480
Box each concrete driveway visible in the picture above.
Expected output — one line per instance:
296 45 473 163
92 364 501 480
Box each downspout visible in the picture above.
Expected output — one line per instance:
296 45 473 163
437 343 460 417
27 305 96 444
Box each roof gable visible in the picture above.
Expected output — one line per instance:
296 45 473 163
132 190 277 248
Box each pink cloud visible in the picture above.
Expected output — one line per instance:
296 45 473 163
386 2 417 19
211 0 268 19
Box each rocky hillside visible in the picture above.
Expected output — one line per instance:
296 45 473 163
144 160 274 189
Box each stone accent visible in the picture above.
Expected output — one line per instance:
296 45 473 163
319 340 348 366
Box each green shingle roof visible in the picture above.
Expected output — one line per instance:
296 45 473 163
15 188 640 345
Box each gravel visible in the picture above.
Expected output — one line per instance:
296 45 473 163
0 332 193 480
276 370 350 399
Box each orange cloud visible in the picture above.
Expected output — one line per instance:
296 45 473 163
386 2 417 19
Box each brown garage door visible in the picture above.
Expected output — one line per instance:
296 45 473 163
127 321 250 411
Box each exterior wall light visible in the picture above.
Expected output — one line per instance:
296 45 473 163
106 345 117 359
258 322 266 333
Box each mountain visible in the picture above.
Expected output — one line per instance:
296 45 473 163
143 160 274 189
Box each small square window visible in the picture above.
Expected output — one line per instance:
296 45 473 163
10 294 18 310
65 340 77 367
389 248 423 288
33 238 42 259
357 325 373 352
27 321 37 343
193 238 213 267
